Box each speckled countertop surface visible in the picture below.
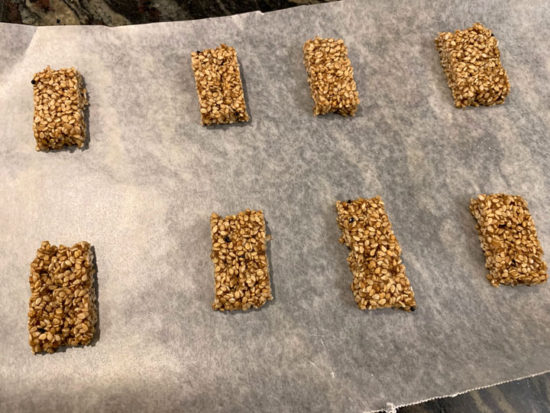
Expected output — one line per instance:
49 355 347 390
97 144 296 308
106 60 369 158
0 0 333 25
1 1 550 412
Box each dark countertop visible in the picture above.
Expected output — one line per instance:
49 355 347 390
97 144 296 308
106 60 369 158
403 374 550 413
1 0 333 25
1 1 549 412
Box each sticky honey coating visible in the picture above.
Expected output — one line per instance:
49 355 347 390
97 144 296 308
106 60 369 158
32 66 88 150
210 209 272 311
435 23 510 108
336 197 416 311
303 37 360 116
28 241 97 353
191 44 249 125
470 194 548 286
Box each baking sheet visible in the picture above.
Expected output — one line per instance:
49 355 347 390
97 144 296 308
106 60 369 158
1 0 550 411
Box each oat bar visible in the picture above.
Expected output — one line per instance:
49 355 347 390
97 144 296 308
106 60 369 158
191 44 249 125
470 194 548 286
303 37 360 116
210 209 272 311
336 197 416 311
435 23 510 108
28 241 97 353
32 66 88 151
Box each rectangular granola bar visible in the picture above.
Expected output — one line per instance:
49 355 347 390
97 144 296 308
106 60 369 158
336 197 416 311
435 23 510 108
303 37 360 116
470 194 548 286
32 66 88 151
191 44 249 125
28 241 97 353
210 209 272 311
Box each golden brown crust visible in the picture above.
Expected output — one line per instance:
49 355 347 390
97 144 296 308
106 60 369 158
336 197 416 311
470 194 548 286
210 210 272 311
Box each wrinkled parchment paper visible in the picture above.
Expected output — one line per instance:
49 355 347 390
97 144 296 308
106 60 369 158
1 0 550 411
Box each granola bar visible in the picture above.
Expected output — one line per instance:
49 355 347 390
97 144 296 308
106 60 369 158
470 194 548 286
336 197 416 311
28 241 97 353
303 37 360 116
32 66 88 150
210 209 272 311
191 44 249 125
435 23 510 108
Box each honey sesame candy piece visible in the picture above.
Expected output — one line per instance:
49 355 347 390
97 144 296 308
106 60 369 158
470 194 548 286
303 37 360 116
32 66 88 151
336 197 416 311
435 23 510 108
210 209 272 311
28 241 97 353
191 45 249 126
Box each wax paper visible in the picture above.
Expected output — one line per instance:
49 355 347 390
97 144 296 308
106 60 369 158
1 0 550 411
